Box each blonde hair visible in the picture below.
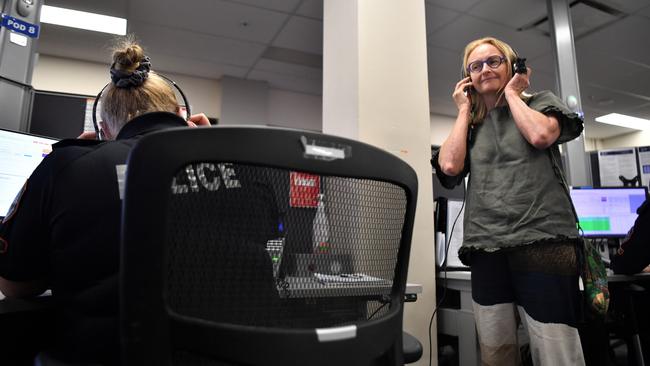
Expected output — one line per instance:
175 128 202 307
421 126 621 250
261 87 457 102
100 38 178 134
461 37 530 124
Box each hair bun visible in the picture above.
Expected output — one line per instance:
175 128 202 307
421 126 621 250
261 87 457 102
113 43 145 73
109 38 152 88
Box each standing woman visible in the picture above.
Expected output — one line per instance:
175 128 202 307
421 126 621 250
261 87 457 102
433 37 585 365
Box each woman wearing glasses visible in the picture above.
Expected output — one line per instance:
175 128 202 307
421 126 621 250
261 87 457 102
433 37 585 365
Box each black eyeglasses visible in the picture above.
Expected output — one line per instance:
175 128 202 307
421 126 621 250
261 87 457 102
466 56 506 74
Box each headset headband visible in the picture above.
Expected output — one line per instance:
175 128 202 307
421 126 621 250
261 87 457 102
91 73 191 140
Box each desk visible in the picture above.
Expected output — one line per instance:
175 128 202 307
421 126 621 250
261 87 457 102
1 285 422 315
437 270 650 366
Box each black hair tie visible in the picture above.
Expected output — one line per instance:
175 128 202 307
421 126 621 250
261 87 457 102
110 55 152 88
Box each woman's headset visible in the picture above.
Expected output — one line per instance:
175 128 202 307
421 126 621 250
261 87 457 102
461 49 527 80
91 73 191 140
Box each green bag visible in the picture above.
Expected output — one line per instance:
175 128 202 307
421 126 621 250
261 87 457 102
581 239 610 316
547 149 610 317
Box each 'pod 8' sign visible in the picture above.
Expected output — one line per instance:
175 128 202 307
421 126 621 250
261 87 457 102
1 14 39 38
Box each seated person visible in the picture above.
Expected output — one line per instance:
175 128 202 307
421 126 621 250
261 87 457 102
0 38 208 364
610 196 650 363
612 197 650 274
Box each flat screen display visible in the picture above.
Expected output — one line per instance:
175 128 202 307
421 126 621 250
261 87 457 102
570 187 648 238
0 129 58 218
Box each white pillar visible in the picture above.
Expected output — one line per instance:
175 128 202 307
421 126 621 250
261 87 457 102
323 1 436 363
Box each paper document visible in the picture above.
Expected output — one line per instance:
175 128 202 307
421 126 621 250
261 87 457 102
598 148 638 186
637 146 650 188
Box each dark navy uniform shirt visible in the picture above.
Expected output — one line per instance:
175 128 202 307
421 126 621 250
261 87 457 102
0 111 187 364
612 199 650 275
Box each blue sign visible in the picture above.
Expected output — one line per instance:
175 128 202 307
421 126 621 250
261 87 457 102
1 14 39 38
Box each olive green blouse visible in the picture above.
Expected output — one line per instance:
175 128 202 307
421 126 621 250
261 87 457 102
434 91 584 264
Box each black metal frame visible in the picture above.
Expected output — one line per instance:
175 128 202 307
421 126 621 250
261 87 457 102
120 126 418 365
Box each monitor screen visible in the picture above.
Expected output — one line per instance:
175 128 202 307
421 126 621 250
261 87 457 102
570 187 648 238
30 91 91 139
0 129 58 218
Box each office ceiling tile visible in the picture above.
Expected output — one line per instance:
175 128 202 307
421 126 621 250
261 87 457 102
581 84 650 114
425 0 481 12
425 3 461 35
525 52 556 76
128 0 289 44
427 48 462 117
149 52 248 79
576 15 650 66
230 0 302 13
640 4 650 18
130 22 266 67
427 46 460 85
37 24 117 64
248 69 322 95
598 0 650 14
254 59 321 80
427 14 552 59
602 72 650 105
628 103 650 120
570 3 618 38
528 70 556 94
273 16 323 55
468 0 547 29
574 49 634 91
534 3 618 38
296 0 323 19
428 95 460 117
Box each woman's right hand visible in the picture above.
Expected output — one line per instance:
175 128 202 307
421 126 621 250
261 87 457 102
453 77 473 111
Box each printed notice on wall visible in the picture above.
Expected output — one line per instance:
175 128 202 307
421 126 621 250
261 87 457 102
444 199 467 268
598 148 638 186
83 98 96 132
637 146 650 188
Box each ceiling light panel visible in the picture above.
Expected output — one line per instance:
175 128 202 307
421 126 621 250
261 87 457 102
40 5 127 35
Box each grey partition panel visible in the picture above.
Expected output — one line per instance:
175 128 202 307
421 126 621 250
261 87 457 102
0 0 42 132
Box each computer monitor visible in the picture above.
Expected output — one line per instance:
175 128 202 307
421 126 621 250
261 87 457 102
0 129 58 219
570 186 648 238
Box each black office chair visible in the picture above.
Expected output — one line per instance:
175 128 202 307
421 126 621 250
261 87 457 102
120 126 419 365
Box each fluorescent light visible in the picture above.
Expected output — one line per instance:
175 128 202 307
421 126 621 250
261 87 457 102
595 113 650 131
40 5 127 35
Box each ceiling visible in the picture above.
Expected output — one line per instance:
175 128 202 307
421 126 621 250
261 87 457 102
36 0 650 140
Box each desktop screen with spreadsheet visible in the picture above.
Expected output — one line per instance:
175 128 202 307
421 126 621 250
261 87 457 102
570 187 648 238
0 129 58 218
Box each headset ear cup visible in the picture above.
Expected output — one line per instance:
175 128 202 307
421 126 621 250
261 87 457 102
92 85 107 140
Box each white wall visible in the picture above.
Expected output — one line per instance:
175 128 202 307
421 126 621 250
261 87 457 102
599 131 650 149
219 76 268 125
32 54 222 119
268 89 322 131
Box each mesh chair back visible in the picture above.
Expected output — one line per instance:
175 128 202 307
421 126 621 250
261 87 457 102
120 127 418 366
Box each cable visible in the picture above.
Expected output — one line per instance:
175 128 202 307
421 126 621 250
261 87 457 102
429 183 466 366
368 300 390 320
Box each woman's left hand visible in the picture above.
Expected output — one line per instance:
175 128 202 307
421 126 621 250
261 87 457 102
504 67 531 97
187 113 210 127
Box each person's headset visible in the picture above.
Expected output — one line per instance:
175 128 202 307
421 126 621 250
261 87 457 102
91 73 191 140
460 48 527 86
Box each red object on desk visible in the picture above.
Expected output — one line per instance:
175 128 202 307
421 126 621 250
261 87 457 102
289 172 320 208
